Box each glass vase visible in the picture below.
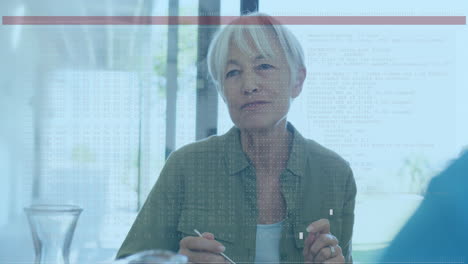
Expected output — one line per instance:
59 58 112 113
24 204 83 264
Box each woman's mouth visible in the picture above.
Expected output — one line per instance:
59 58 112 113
241 101 270 110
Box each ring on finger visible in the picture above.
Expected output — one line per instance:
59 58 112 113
329 245 336 258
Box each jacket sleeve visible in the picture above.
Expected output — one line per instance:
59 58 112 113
115 150 185 260
340 166 357 264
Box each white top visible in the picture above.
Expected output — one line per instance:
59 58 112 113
254 220 284 264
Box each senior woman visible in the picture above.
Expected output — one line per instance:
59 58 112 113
116 13 356 264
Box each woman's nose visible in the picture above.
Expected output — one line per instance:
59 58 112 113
243 86 259 95
241 71 260 95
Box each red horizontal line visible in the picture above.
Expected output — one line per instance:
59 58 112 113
2 16 466 25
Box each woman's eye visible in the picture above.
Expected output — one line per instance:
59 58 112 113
256 64 274 70
225 70 240 78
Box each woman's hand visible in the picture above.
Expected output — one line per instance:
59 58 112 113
178 232 229 263
303 219 345 264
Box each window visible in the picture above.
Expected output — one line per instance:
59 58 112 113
1 1 170 262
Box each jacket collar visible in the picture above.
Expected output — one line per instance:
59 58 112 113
223 122 306 177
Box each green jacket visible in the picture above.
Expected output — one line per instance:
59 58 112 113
116 123 357 263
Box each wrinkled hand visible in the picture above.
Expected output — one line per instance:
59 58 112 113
303 219 344 264
178 232 229 263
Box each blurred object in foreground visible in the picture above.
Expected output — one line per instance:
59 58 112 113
114 250 188 264
380 150 468 262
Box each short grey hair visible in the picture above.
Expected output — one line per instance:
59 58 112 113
207 12 306 99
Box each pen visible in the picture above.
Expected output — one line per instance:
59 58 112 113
193 229 236 264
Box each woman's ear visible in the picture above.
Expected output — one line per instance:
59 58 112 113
291 68 306 99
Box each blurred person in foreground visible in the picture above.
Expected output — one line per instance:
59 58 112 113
116 13 356 264
380 150 468 263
